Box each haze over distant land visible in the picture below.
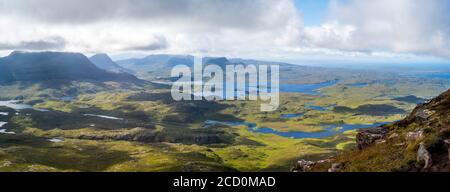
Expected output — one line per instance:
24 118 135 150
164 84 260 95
0 0 449 64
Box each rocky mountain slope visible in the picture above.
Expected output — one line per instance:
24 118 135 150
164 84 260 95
116 54 194 79
0 51 140 83
89 53 134 74
293 89 450 172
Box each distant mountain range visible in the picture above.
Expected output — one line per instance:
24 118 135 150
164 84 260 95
116 54 194 79
0 51 140 83
89 53 134 74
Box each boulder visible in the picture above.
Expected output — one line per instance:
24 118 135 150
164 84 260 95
414 109 435 123
405 130 424 141
445 139 450 162
448 148 450 162
356 127 389 150
388 133 399 139
328 163 343 172
417 142 433 169
292 160 315 172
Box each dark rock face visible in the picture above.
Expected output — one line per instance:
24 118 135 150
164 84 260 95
89 53 133 74
356 127 389 150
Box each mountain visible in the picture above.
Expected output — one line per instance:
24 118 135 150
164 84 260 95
293 89 450 172
0 51 139 83
89 53 133 74
116 54 194 79
203 57 231 67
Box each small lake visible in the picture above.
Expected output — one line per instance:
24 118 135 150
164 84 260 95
0 100 48 111
0 100 33 110
279 80 338 95
0 122 15 134
83 114 124 120
305 106 326 111
251 123 389 139
280 113 304 119
346 82 368 87
48 138 64 143
161 80 338 96
204 120 389 139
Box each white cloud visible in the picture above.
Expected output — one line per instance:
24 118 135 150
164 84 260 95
0 0 449 62
0 0 303 58
305 0 450 58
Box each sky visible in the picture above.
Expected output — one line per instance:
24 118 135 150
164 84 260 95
0 0 449 64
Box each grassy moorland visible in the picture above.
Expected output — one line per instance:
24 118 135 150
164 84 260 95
1 69 449 172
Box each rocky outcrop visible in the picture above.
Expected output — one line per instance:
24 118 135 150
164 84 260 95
413 109 435 123
291 159 331 172
417 142 433 169
291 160 316 172
328 163 344 172
356 127 389 150
405 130 424 141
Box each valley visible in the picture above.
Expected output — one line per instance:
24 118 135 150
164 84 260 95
1 51 450 172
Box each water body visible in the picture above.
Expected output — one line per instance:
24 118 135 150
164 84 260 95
0 100 49 112
162 80 338 97
83 114 124 120
415 73 450 79
279 80 338 95
280 113 304 119
0 129 15 134
204 120 388 139
48 138 64 143
305 106 326 111
0 122 15 134
250 123 389 139
0 112 8 116
0 100 33 110
346 82 368 87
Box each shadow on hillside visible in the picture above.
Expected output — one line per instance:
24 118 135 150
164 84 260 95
0 134 133 171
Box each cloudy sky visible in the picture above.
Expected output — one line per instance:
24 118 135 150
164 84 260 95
0 0 449 63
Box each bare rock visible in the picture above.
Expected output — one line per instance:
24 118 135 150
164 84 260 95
292 160 315 172
356 127 389 150
445 139 450 162
448 148 450 162
405 130 424 141
388 133 399 139
414 109 435 123
328 163 343 172
375 139 387 145
417 142 433 169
